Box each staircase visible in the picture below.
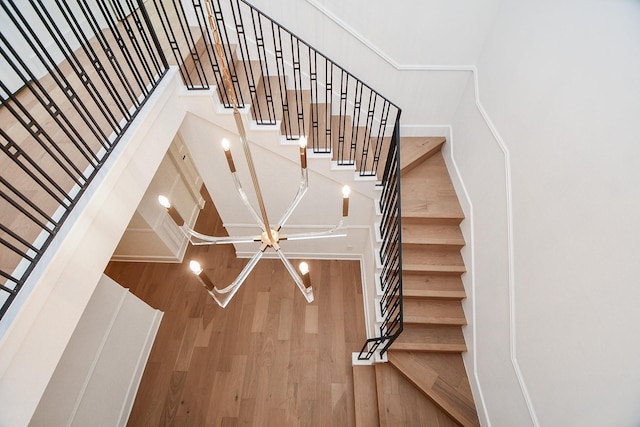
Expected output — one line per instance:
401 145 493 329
2 2 479 425
354 137 479 426
128 5 480 424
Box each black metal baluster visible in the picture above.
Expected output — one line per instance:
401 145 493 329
191 0 230 103
1 129 74 207
250 9 276 124
150 0 191 86
0 178 57 234
322 59 332 153
214 0 247 106
0 79 90 183
97 0 153 95
371 99 391 178
171 0 209 88
230 0 261 117
337 70 349 165
309 48 319 151
291 38 305 139
360 91 377 175
78 0 143 109
37 0 124 132
272 23 292 138
2 3 110 154
350 81 363 166
109 0 155 84
125 0 164 76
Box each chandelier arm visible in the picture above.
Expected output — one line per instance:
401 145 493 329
180 226 259 245
231 173 266 231
276 169 309 231
207 249 264 310
282 220 346 241
275 249 314 303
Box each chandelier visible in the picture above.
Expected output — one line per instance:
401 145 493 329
157 2 350 308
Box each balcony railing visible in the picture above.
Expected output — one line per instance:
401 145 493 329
0 0 168 318
1 0 403 359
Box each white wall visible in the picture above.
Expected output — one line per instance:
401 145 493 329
451 1 640 426
241 0 502 125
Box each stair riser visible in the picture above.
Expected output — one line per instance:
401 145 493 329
403 292 465 301
402 216 463 226
391 345 467 353
402 242 465 251
404 318 467 326
403 266 466 275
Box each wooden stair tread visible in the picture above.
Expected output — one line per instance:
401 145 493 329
375 361 458 427
403 299 466 325
392 324 466 352
400 137 446 175
353 365 380 427
401 152 464 220
402 222 465 248
402 246 465 268
388 351 479 427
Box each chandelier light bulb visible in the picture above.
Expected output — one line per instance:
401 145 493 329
342 185 350 217
189 260 203 275
299 261 311 287
299 136 308 170
222 138 236 173
299 261 309 275
158 194 171 208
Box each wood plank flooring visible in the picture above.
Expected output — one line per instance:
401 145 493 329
104 189 367 426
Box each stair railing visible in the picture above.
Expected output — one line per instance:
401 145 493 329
0 0 168 320
149 0 401 177
357 116 403 360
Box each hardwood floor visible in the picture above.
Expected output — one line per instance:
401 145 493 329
104 190 367 426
